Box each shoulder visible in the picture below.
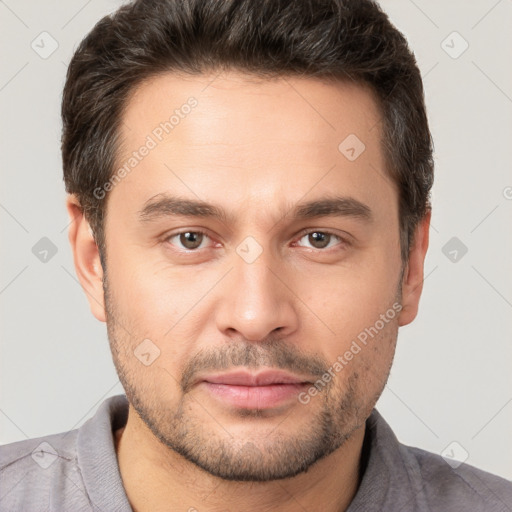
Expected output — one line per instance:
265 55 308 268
400 442 512 510
0 426 78 467
0 428 91 511
359 409 512 512
0 394 129 511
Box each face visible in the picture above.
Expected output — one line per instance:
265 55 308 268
77 71 422 482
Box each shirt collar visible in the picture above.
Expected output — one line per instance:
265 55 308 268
77 394 425 511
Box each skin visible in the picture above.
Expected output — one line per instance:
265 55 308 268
67 71 430 512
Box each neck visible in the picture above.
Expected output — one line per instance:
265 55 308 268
115 405 367 512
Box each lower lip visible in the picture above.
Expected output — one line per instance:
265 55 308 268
201 382 309 409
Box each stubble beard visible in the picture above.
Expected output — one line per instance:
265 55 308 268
103 273 398 482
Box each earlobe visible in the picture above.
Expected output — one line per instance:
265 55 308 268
65 194 106 323
397 209 431 327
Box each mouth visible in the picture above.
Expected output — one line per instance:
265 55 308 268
197 369 313 409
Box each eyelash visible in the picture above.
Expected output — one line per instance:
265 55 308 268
163 228 350 253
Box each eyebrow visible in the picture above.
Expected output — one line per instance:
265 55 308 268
137 194 373 225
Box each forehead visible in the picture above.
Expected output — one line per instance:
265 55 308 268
108 70 395 227
121 70 383 148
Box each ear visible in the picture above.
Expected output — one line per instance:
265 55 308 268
397 209 431 327
66 194 106 322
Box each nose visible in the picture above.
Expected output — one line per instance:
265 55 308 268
215 243 299 342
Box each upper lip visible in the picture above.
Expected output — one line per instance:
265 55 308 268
200 369 312 386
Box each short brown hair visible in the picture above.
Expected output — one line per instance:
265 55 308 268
61 0 434 266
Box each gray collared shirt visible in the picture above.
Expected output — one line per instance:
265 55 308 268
1 394 511 511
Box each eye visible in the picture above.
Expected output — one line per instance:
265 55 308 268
165 230 213 251
163 229 349 254
295 230 348 250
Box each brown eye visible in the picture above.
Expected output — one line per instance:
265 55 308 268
296 230 346 250
167 231 208 250
180 232 203 249
308 232 330 249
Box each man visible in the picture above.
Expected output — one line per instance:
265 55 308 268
1 0 511 510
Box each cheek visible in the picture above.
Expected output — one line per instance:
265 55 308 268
107 259 211 376
105 275 189 404
299 265 398 355
108 256 187 327
328 317 398 410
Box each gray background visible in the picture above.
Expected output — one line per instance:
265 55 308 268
1 0 511 480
